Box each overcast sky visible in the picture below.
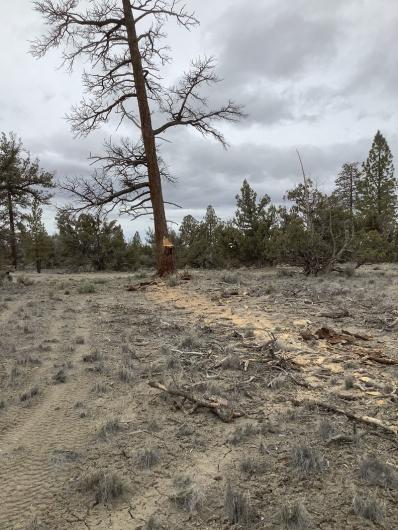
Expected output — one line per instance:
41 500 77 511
1 0 397 238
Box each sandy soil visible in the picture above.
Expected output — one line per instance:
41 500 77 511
0 266 397 529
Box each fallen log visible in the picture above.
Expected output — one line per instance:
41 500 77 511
148 381 244 422
351 350 398 366
291 398 397 437
127 280 157 292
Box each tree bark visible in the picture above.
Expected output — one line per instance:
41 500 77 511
122 0 174 276
7 191 17 269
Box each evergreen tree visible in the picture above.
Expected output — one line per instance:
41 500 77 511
234 179 273 264
56 211 126 270
22 198 52 273
334 162 361 220
0 132 54 268
357 131 396 233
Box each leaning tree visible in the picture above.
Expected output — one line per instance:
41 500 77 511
0 132 54 269
32 0 242 275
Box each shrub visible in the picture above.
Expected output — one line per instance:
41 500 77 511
166 275 180 287
78 283 95 294
17 275 34 286
221 273 239 284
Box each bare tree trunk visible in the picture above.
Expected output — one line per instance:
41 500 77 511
7 191 17 269
122 0 174 276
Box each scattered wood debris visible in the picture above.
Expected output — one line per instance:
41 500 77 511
148 381 244 422
319 308 350 319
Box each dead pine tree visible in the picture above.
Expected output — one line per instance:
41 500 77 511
32 0 243 276
288 150 353 275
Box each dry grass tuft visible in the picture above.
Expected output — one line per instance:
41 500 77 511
53 369 67 384
352 494 384 523
171 476 206 513
243 327 255 338
344 375 355 389
144 515 162 530
79 469 127 504
227 423 259 445
179 334 204 351
9 365 21 384
16 354 41 366
20 386 39 402
359 455 398 488
279 500 312 529
24 516 43 530
220 353 241 370
135 447 160 469
318 419 336 441
92 382 108 394
118 367 133 383
224 482 254 526
83 349 103 363
98 418 122 440
291 446 326 475
239 456 267 475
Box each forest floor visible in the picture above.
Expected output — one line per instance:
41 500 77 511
0 266 397 530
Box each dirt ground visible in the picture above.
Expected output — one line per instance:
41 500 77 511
0 266 397 530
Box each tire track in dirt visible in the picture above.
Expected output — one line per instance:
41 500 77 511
0 298 94 530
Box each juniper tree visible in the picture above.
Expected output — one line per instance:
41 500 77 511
334 162 361 221
357 131 396 233
32 0 243 275
0 132 54 269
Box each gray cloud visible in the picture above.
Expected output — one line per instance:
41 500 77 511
1 0 397 239
161 129 379 218
213 2 343 84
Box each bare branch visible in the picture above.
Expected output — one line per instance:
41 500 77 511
154 57 244 147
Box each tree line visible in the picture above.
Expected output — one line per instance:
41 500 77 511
0 130 396 274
